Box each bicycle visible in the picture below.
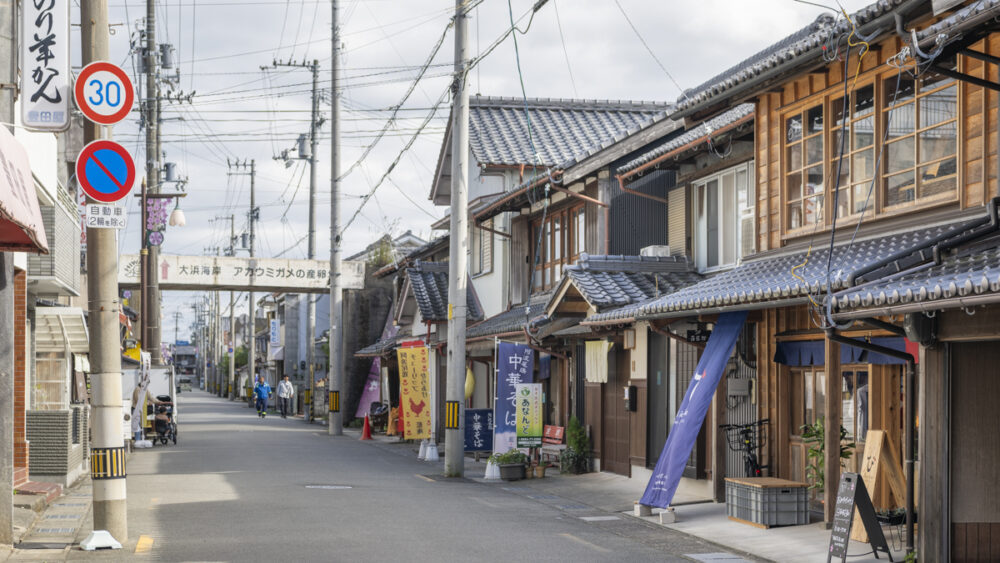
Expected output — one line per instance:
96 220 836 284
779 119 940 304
720 418 769 477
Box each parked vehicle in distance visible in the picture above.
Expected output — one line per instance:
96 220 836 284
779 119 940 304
178 377 192 393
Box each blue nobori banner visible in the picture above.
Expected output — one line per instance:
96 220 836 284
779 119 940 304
494 342 533 454
641 311 747 508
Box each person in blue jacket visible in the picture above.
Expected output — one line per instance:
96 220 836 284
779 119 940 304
253 376 272 418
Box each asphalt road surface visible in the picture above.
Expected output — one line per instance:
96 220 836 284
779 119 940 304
116 390 748 562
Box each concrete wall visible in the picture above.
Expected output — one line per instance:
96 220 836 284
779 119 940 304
342 265 394 421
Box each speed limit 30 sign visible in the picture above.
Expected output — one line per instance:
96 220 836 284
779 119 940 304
74 61 135 125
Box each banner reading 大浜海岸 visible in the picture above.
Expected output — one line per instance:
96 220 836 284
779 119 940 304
495 342 533 453
640 311 747 508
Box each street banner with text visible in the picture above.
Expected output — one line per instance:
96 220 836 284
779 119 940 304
464 409 494 452
495 342 533 453
118 254 364 293
515 383 542 447
641 311 747 508
397 346 431 440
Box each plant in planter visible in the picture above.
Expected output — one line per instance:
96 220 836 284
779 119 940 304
560 416 590 474
489 449 529 481
534 461 552 478
801 415 855 493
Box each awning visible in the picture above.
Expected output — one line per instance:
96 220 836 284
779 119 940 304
34 306 88 353
834 240 1000 319
773 337 908 367
0 125 48 253
585 217 990 324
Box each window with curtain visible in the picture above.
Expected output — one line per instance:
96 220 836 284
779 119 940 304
693 162 754 271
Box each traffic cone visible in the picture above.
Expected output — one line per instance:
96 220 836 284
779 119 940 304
360 414 372 440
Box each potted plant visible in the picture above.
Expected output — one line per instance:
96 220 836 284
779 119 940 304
534 461 551 478
559 416 590 474
490 449 528 481
801 416 855 496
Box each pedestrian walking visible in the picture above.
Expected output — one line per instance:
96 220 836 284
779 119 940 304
253 376 272 418
277 375 294 418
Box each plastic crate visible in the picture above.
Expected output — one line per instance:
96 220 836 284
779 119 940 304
725 478 809 528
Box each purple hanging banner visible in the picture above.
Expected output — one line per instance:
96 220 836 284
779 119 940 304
495 342 533 454
641 311 747 508
355 317 399 418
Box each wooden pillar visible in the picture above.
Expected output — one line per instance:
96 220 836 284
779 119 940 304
824 336 841 523
919 344 949 561
711 377 727 502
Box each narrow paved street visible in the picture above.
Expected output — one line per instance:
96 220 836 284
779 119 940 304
97 391 749 562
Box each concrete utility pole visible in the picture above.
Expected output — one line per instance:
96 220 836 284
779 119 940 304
444 0 471 477
81 0 128 540
229 160 257 392
228 217 235 398
0 0 16 544
143 0 161 365
270 59 321 422
328 0 343 436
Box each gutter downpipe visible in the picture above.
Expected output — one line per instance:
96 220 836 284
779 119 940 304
826 328 916 556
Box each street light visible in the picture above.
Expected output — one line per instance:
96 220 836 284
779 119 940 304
169 198 186 227
138 180 187 358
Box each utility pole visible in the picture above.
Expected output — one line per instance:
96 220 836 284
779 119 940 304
82 0 128 540
328 0 343 436
142 0 161 365
212 214 237 398
269 58 321 422
445 0 470 477
214 279 221 396
229 160 257 392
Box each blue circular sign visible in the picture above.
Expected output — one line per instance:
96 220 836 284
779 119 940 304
76 140 136 203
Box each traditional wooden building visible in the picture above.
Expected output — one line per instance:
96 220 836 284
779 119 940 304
583 0 1000 558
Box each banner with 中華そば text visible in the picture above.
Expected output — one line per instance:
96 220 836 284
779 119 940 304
495 342 533 453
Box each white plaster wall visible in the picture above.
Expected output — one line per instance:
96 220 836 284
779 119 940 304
14 100 60 202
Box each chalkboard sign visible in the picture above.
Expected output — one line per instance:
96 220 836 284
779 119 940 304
827 472 893 563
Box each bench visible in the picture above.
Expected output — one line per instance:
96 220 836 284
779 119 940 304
539 425 566 463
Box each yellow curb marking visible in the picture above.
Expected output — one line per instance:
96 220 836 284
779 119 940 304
415 474 434 483
135 534 154 553
560 533 610 553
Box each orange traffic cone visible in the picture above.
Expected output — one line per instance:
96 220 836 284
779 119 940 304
360 414 372 440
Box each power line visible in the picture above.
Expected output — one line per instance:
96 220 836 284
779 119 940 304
552 0 578 97
612 0 687 99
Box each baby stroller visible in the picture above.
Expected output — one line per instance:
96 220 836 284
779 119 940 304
150 395 177 445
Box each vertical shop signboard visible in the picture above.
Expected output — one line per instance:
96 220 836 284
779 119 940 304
494 342 533 453
515 383 542 447
464 409 493 452
397 346 430 440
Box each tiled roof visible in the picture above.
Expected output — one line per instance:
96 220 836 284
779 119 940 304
834 237 1000 318
354 336 398 358
616 104 754 177
466 293 551 340
561 254 702 311
407 261 483 323
374 234 449 278
585 221 985 324
673 0 910 117
470 96 669 167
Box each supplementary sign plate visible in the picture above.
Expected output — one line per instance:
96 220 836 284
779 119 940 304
85 204 126 229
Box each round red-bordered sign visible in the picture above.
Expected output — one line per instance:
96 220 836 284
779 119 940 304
76 140 136 203
74 62 135 125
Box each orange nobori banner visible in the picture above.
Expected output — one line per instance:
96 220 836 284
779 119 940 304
397 346 431 440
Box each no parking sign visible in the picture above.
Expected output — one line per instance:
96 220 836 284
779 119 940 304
76 140 136 203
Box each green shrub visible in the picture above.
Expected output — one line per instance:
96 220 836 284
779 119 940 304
489 449 528 465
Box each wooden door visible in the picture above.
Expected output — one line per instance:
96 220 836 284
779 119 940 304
601 347 630 476
951 341 1000 562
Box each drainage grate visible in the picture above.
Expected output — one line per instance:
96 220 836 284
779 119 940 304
44 514 81 520
304 485 352 490
35 528 76 534
17 542 70 550
53 503 87 508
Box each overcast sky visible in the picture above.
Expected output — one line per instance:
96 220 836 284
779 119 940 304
91 0 874 339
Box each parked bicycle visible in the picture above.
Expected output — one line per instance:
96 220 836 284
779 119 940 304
720 418 769 477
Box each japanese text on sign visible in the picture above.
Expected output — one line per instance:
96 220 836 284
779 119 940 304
494 342 534 454
515 383 542 447
397 346 431 440
21 0 70 131
86 204 126 229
